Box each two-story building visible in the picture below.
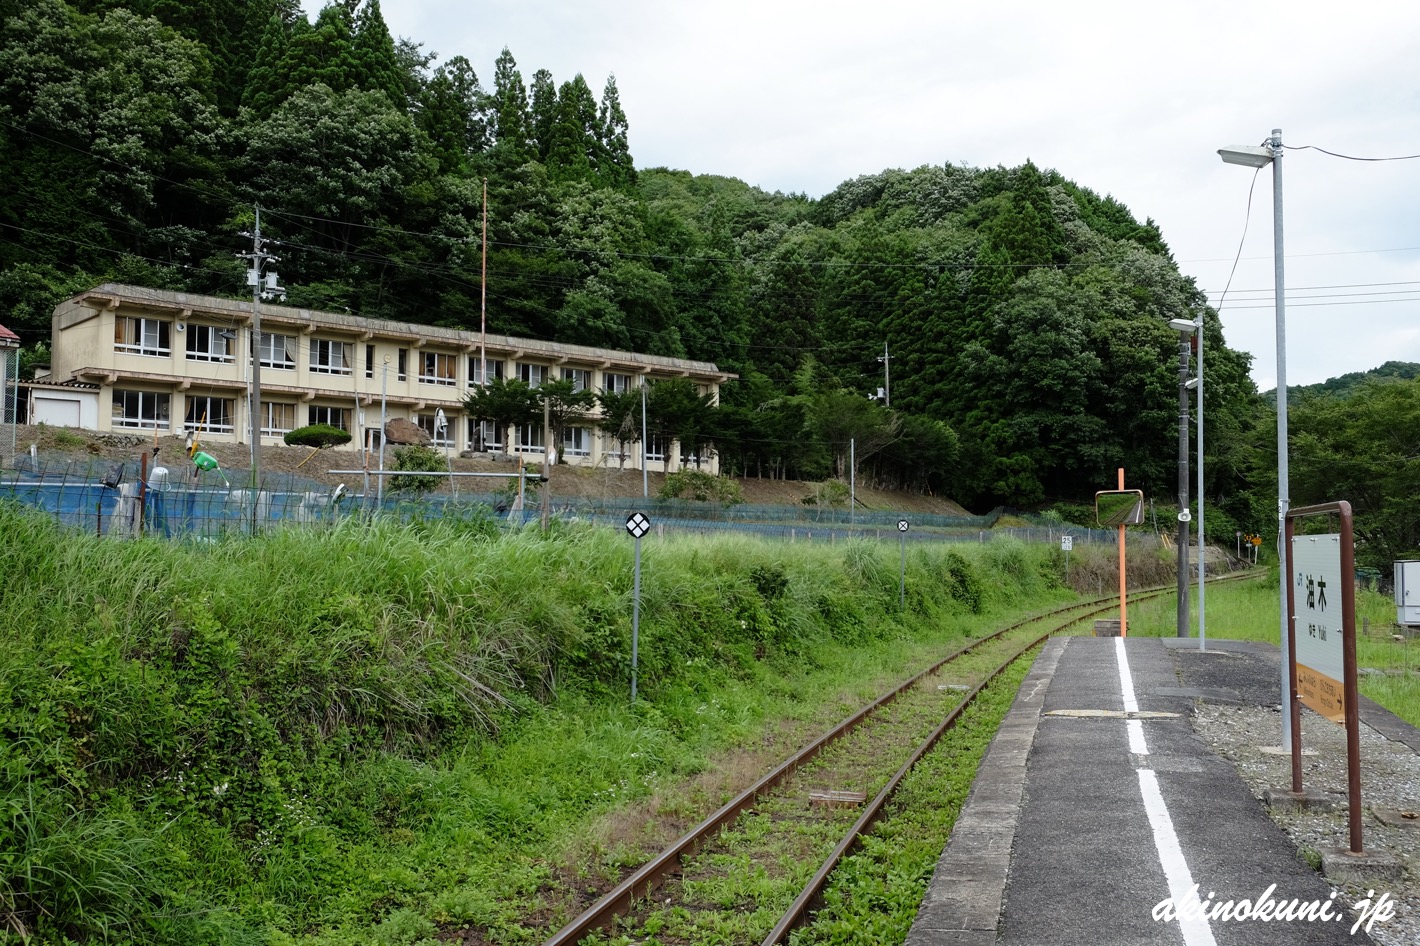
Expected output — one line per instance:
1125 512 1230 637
29 283 733 473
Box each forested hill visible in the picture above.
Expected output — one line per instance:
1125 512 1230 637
1263 361 1420 404
0 0 1266 514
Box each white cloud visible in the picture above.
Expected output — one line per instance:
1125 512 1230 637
302 0 1420 388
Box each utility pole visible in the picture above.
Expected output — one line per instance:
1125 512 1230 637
540 394 552 530
641 378 649 498
876 342 891 407
480 178 488 392
237 205 284 506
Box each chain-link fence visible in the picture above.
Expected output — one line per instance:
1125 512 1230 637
0 456 356 538
2 450 1141 548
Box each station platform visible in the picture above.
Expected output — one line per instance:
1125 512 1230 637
905 635 1409 946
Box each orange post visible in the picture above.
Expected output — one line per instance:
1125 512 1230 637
1118 468 1127 636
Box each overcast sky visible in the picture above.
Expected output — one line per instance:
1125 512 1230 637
306 0 1420 391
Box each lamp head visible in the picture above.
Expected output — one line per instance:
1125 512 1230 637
1218 145 1273 168
1168 318 1199 334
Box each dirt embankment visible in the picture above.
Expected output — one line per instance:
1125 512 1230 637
9 424 977 516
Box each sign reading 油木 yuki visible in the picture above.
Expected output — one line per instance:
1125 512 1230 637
1292 534 1346 722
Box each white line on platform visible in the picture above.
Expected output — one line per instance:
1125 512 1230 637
1114 637 1148 755
1139 769 1219 946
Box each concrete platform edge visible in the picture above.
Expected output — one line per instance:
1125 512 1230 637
903 637 1068 946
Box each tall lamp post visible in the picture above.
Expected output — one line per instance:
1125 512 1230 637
1168 318 1198 639
1193 313 1205 650
1219 129 1288 743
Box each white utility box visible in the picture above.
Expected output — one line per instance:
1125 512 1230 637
1395 560 1420 625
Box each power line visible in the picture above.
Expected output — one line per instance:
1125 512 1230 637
1283 144 1420 162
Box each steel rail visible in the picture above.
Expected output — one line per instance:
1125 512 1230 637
541 577 1245 945
763 608 1104 943
763 576 1252 943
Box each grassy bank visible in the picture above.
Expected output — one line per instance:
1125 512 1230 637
0 502 1071 945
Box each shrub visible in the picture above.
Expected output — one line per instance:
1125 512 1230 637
389 445 446 495
801 480 850 508
283 424 352 449
658 469 743 504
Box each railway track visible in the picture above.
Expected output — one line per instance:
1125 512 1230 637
542 580 1237 946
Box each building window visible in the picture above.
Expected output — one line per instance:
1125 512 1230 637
514 422 545 453
261 401 297 437
308 405 350 431
600 430 630 462
645 432 667 462
417 412 455 446
563 426 591 458
397 348 408 381
365 344 375 379
419 351 457 386
603 372 633 394
183 396 234 434
309 338 352 375
517 363 545 388
468 357 504 386
111 389 169 429
469 418 503 452
113 316 170 357
563 368 592 393
185 325 233 363
257 332 296 369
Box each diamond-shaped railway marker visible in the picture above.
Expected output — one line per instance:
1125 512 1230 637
626 512 651 538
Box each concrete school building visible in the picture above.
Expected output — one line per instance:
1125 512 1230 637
28 283 733 473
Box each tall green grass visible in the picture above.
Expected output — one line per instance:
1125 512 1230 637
0 501 1072 945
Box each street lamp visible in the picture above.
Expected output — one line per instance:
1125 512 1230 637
1219 129 1289 743
1169 318 1196 639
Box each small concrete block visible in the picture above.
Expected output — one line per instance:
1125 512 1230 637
1371 807 1420 829
1320 846 1406 885
1264 788 1339 812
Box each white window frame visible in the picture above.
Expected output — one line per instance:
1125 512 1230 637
603 371 633 394
562 426 591 458
600 429 630 462
563 368 592 393
417 412 455 446
468 357 504 387
419 351 457 386
517 363 546 388
469 418 503 452
183 395 234 434
261 401 297 437
258 332 296 370
184 324 233 363
514 422 545 454
309 338 353 375
111 389 170 430
114 316 170 357
307 405 351 431
645 432 667 462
